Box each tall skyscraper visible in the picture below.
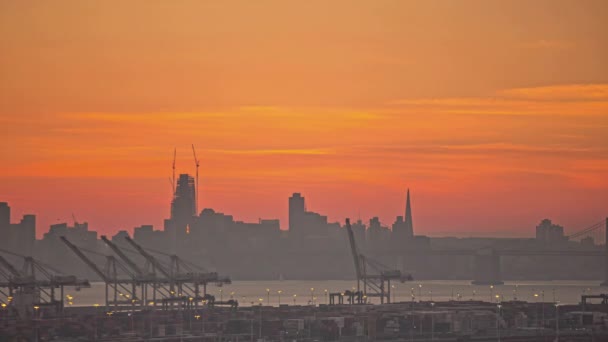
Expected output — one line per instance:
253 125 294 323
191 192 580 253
404 189 414 237
19 214 36 255
392 189 415 249
289 193 305 238
168 174 196 248
0 202 10 230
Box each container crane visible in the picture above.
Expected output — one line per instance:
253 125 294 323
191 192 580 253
123 236 230 308
60 236 136 310
344 218 412 304
0 249 90 313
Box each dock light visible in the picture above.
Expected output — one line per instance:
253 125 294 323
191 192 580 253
33 306 39 310
1 303 6 308
148 301 155 306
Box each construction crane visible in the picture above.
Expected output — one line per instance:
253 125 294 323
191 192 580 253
344 218 412 304
172 147 177 196
192 144 200 214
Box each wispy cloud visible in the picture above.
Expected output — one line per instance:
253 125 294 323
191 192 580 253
499 84 608 102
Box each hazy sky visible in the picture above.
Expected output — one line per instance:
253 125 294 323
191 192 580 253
1 1 607 237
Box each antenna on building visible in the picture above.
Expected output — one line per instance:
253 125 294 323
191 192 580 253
191 144 200 214
172 148 177 197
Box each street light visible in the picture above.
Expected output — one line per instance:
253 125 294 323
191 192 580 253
219 289 223 302
534 293 539 329
277 290 282 306
430 302 435 341
541 290 545 330
497 304 502 342
266 288 270 304
555 303 561 342
293 294 297 305
324 289 328 304
391 285 396 303
418 284 422 300
310 288 315 305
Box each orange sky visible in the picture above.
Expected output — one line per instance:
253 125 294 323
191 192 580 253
1 1 607 238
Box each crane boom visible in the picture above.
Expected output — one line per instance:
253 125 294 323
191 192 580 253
0 255 21 277
123 236 171 279
345 219 362 281
101 236 144 276
60 236 108 282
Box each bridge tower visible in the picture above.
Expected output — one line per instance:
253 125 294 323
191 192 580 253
471 248 504 286
602 217 608 287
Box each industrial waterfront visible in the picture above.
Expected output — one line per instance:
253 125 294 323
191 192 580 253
61 280 608 308
2 292 608 341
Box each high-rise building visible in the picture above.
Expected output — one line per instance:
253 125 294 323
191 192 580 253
404 189 414 237
166 174 196 251
535 219 567 245
172 174 196 220
0 202 9 230
289 193 305 237
18 214 36 256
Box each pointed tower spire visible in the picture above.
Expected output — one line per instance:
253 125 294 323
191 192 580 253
404 188 414 238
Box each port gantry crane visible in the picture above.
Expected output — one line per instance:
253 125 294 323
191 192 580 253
123 236 231 308
0 249 90 313
60 236 141 311
345 218 412 304
100 236 177 307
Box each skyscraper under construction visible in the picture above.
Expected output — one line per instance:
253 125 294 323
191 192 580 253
165 174 196 250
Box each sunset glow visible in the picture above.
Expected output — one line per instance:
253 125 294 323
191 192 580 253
1 1 606 237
